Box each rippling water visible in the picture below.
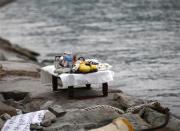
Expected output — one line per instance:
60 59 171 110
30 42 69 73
0 0 180 115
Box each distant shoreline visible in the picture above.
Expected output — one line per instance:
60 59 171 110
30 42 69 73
0 0 15 7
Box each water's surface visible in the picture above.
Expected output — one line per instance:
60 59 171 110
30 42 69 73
0 0 180 114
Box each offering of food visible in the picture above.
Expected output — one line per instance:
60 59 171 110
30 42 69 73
54 52 112 74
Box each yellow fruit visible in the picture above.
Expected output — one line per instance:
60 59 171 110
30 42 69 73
90 65 97 71
79 64 91 73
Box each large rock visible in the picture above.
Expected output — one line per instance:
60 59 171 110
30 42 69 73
0 61 40 77
141 107 167 128
41 111 56 127
49 109 121 130
113 93 146 109
48 105 66 117
0 37 39 61
0 101 17 116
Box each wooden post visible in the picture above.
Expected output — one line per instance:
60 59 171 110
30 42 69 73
102 82 108 96
68 86 74 99
86 84 91 89
52 75 58 91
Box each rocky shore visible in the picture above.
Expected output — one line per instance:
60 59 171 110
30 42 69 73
1 36 180 131
0 2 180 130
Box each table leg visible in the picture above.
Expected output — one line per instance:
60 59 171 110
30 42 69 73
102 82 108 96
52 75 58 91
86 84 91 89
68 86 74 98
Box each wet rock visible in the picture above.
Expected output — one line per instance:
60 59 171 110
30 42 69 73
0 113 11 121
30 123 44 131
40 101 54 110
0 118 4 130
48 105 66 117
0 37 39 61
141 107 166 128
41 111 56 127
113 93 146 109
0 101 17 116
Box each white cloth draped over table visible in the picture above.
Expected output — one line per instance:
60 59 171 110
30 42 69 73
41 65 114 88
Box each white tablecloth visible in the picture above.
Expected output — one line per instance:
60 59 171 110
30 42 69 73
41 65 114 88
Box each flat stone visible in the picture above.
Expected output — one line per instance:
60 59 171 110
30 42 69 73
48 105 66 117
40 101 54 110
0 113 11 121
0 101 17 116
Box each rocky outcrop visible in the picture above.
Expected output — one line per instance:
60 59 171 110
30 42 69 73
0 61 40 77
0 0 15 7
0 37 39 61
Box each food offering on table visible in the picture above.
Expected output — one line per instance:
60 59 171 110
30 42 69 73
54 52 112 74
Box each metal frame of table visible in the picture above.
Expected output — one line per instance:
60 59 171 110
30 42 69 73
52 75 108 98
